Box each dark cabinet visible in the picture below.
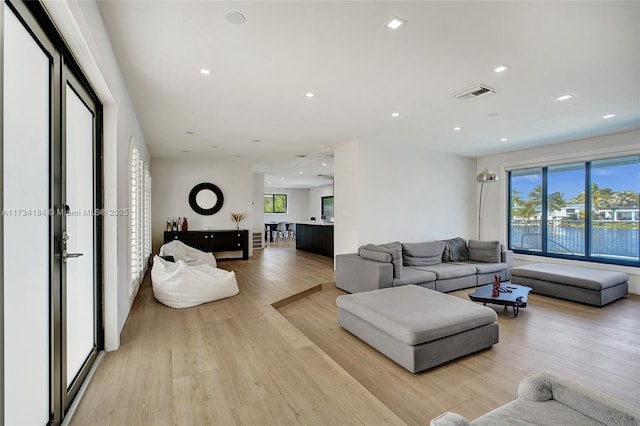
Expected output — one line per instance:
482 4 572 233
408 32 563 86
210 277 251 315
164 230 249 260
295 223 333 257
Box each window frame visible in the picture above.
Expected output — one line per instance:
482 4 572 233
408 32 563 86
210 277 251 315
264 193 288 213
507 154 640 267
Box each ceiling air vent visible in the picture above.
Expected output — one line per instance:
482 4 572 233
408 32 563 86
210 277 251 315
453 84 496 102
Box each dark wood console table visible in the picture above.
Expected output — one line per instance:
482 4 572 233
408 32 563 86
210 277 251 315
164 230 249 260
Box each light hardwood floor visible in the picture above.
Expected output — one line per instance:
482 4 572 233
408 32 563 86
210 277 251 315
71 242 402 425
279 275 640 425
72 243 640 425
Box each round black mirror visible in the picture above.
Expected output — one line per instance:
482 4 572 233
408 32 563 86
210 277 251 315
189 182 224 215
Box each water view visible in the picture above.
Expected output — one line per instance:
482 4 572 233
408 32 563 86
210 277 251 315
509 155 640 263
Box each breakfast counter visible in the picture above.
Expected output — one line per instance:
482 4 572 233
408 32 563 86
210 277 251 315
296 222 334 257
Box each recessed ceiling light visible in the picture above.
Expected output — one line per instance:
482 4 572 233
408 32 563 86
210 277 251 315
453 127 462 131
200 68 211 75
386 17 407 30
555 94 573 101
298 171 303 174
493 65 509 73
226 11 245 25
500 138 509 142
267 181 271 184
322 163 327 167
602 114 616 119
391 112 400 117
305 92 315 98
281 177 286 180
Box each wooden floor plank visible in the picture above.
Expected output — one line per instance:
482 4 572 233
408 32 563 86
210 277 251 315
172 369 236 426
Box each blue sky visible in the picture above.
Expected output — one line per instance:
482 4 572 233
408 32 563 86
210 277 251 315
512 163 640 202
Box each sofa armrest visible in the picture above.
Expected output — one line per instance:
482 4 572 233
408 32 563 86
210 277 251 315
430 412 471 426
336 253 393 294
518 369 640 425
501 249 513 280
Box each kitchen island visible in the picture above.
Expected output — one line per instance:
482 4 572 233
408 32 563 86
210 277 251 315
296 222 334 257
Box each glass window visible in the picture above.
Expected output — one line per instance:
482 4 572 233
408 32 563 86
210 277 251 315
509 168 542 252
508 155 639 266
547 163 585 256
264 195 274 213
264 194 287 213
321 196 334 220
590 156 640 260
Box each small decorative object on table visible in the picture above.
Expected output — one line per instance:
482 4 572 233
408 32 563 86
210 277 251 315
492 274 501 297
230 211 248 230
181 217 188 231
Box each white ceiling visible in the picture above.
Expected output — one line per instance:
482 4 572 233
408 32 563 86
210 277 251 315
97 1 640 189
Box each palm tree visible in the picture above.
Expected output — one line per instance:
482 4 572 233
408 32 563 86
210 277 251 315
528 185 542 207
547 191 567 214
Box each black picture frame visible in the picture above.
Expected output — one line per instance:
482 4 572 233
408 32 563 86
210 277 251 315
189 182 224 215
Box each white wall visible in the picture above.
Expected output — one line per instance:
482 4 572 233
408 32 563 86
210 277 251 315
44 0 150 350
334 141 359 256
334 136 476 255
264 187 309 223
309 184 334 220
478 129 640 294
152 157 253 256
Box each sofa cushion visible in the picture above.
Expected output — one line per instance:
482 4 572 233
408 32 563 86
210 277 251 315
511 263 628 291
358 246 392 263
336 285 497 346
459 261 507 274
402 241 445 266
365 242 403 279
393 267 436 286
441 237 469 262
468 240 501 263
412 263 477 280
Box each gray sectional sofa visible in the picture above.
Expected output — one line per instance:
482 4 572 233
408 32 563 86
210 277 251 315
336 237 513 294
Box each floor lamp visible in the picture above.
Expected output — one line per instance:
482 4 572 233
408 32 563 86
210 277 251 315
477 167 498 240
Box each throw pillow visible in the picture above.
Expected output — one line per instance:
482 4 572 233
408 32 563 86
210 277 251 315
468 239 501 263
402 241 445 266
441 237 469 262
367 242 403 279
358 247 393 263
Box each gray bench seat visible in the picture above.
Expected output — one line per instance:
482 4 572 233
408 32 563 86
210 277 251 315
511 263 628 306
337 285 499 373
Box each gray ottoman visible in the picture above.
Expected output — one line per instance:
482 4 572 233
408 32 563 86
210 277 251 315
336 285 499 373
511 263 628 306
